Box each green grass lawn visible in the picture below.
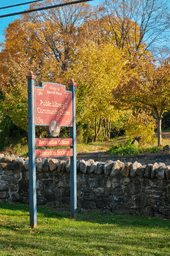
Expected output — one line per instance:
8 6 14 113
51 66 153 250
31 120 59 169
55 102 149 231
0 203 170 255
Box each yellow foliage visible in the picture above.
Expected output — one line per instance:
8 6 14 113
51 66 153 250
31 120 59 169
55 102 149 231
125 110 156 144
66 41 126 123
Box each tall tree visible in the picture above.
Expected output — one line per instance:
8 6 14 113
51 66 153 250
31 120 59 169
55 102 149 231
102 0 170 58
112 57 170 146
0 0 90 131
67 40 126 141
22 0 90 72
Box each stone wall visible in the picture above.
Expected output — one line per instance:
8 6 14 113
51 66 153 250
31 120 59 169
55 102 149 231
77 151 170 165
0 155 170 219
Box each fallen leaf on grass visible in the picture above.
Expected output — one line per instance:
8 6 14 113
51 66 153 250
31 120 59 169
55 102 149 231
99 247 104 250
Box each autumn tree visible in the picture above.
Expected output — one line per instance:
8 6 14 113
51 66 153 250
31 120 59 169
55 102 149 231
0 0 91 132
0 15 64 131
102 0 170 58
67 40 126 141
112 56 170 146
22 0 90 72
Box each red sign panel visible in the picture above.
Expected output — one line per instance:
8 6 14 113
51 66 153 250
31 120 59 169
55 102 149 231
36 149 73 158
35 138 73 147
35 83 72 136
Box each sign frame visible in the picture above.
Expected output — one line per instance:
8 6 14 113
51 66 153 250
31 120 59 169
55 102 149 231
27 72 77 227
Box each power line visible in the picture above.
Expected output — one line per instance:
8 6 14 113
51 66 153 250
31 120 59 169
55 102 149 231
0 0 92 18
0 1 44 10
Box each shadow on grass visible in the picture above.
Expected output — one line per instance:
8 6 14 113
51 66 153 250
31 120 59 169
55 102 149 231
0 233 141 256
1 203 170 256
0 202 170 230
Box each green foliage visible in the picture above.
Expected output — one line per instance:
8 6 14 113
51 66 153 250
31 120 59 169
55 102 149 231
107 139 162 155
162 111 170 130
0 115 27 152
0 116 12 150
107 139 139 155
144 146 163 153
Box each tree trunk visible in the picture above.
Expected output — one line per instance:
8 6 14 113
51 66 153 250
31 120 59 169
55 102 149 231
94 118 102 142
108 120 111 140
157 117 162 147
104 119 112 141
104 118 108 141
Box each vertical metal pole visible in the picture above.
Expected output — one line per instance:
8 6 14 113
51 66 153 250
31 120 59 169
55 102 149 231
69 79 77 219
27 71 37 228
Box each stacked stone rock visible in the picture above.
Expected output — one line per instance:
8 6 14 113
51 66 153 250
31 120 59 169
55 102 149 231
0 154 170 219
0 155 26 203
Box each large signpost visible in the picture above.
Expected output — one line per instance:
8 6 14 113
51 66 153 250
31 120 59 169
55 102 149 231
27 72 77 227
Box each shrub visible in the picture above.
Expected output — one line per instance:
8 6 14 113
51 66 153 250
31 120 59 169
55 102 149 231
107 138 162 155
125 110 156 145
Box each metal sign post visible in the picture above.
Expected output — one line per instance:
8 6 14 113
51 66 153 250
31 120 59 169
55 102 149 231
69 79 77 219
27 72 77 227
27 71 37 228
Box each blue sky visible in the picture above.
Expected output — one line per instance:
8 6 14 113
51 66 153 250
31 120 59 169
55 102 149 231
0 0 102 46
